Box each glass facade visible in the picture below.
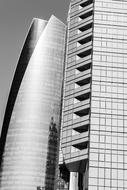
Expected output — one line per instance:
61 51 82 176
1 0 127 189
89 0 127 189
0 16 66 190
60 0 93 189
60 0 127 189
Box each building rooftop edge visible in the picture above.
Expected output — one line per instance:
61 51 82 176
32 15 66 27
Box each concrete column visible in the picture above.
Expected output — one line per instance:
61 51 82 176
69 172 78 190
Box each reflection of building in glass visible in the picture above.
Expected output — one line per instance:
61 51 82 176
45 117 58 190
1 1 127 189
37 187 45 190
0 15 66 190
56 163 70 190
60 0 127 189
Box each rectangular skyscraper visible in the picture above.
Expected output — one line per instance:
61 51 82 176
1 1 127 190
60 0 127 189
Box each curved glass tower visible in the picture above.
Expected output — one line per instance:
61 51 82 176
0 15 66 190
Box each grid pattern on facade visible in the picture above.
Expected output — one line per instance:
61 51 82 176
60 0 94 174
89 0 127 189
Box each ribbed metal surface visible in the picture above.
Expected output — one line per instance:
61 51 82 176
0 16 66 190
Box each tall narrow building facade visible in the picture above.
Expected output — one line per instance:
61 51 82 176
60 0 127 189
0 16 66 190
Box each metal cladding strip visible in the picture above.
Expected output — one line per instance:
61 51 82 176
0 15 66 190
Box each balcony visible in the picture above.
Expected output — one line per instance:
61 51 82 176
75 60 91 71
71 3 93 18
76 54 92 65
74 98 90 109
73 114 89 125
69 23 93 42
77 41 92 52
75 74 91 87
79 15 93 28
73 121 89 133
75 68 91 80
74 84 91 95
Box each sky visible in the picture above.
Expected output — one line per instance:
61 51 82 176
0 0 70 131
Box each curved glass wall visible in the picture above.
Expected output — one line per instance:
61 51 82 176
0 15 66 190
